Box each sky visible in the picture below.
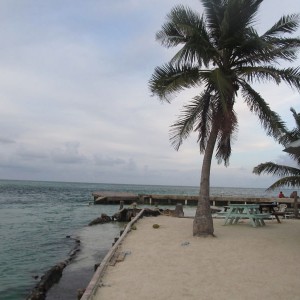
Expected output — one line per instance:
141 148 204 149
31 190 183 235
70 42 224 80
0 0 300 188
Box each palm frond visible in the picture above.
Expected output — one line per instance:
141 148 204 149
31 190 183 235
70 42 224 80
253 162 300 177
238 66 300 91
276 67 300 91
200 0 224 39
169 90 213 151
235 35 300 66
195 90 216 151
240 82 287 139
218 0 263 48
149 63 200 101
263 14 300 37
215 109 238 166
156 5 201 48
267 176 300 191
290 107 300 130
170 33 217 68
156 5 217 68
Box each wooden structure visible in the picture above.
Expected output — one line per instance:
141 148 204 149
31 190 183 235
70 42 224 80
92 191 295 207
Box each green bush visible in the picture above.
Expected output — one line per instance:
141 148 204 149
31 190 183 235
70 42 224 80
152 224 160 229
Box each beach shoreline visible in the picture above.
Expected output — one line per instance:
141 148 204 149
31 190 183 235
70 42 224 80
92 215 300 300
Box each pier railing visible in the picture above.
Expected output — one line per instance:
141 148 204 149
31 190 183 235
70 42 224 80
92 192 294 207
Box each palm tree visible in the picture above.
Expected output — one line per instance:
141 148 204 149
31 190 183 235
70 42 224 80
149 0 300 236
279 107 300 164
253 107 300 218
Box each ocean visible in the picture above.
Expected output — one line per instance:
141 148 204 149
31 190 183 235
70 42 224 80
0 179 292 300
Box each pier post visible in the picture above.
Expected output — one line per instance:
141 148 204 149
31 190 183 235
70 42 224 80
292 191 299 218
174 203 184 217
119 201 124 210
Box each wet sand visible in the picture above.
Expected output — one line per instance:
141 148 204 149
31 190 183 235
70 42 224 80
94 216 300 300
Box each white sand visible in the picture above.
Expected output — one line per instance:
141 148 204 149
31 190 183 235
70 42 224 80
94 216 300 300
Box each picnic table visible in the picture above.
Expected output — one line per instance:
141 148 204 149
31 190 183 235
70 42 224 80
223 204 270 227
259 203 281 223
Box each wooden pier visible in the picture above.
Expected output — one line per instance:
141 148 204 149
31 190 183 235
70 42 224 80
92 191 295 207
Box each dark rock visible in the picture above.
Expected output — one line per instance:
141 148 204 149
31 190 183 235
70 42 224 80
77 288 85 300
94 263 100 271
26 262 67 300
88 213 111 226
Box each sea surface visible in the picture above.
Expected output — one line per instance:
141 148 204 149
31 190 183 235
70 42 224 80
0 180 293 300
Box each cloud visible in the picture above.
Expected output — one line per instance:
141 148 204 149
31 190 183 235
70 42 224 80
0 0 299 188
0 137 15 144
51 142 87 164
94 155 125 166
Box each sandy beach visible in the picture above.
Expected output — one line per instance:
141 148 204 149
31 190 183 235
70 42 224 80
94 215 300 300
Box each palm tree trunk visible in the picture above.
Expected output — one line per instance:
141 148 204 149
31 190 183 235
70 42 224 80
193 122 218 236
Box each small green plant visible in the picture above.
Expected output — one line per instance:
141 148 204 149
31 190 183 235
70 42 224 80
131 225 137 230
152 224 160 229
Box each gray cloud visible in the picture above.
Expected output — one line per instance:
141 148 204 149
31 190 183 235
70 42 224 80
51 142 87 164
94 155 125 166
0 137 15 144
0 0 299 187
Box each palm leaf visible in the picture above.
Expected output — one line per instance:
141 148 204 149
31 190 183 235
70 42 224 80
240 82 286 139
169 90 213 151
215 108 238 166
253 162 300 177
149 63 200 101
156 5 217 68
263 14 300 37
267 176 300 190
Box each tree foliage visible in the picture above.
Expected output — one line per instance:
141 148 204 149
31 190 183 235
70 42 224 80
149 0 300 235
253 108 300 190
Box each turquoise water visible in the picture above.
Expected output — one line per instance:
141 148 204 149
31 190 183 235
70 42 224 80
0 180 291 299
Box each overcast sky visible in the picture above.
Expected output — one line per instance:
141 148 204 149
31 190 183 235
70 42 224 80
0 0 299 188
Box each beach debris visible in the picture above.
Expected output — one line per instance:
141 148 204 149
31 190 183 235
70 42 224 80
109 250 131 266
116 252 127 263
152 224 160 229
181 241 190 247
115 250 132 263
99 282 111 288
161 204 184 217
